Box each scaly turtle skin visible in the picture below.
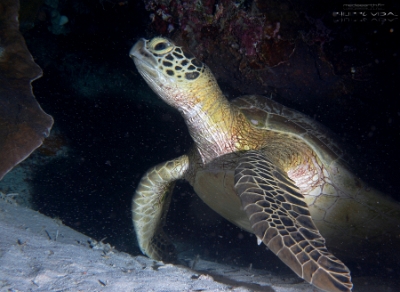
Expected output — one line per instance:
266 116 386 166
129 37 400 292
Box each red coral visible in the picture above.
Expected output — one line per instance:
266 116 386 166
230 13 265 56
201 0 216 15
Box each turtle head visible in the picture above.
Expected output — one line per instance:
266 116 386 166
129 37 220 110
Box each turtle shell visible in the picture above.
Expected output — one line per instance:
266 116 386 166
232 95 346 165
187 94 400 260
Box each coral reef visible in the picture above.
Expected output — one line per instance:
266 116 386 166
0 0 54 180
141 0 396 106
144 0 293 59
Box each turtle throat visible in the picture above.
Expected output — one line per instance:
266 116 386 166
181 87 238 165
130 37 250 164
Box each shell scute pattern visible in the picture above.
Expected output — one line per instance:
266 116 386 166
233 95 345 164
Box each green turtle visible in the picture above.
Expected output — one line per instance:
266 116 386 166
129 37 400 292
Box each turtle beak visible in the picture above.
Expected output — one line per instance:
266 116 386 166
129 38 145 59
129 38 158 78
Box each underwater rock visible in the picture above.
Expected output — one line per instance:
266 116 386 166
0 0 54 180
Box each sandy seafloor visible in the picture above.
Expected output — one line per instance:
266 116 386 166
0 199 397 292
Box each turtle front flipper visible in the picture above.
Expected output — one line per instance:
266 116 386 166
132 155 189 262
234 151 353 292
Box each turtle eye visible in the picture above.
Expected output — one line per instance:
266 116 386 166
154 42 168 51
148 37 173 54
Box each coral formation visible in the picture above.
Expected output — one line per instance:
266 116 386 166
141 0 338 102
0 0 54 180
144 0 288 64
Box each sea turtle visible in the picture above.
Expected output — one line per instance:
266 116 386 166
129 37 400 292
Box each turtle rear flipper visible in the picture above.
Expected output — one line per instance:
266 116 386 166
132 155 189 262
234 151 353 292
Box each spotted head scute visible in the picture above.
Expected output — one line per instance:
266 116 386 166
130 37 205 83
130 37 212 110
